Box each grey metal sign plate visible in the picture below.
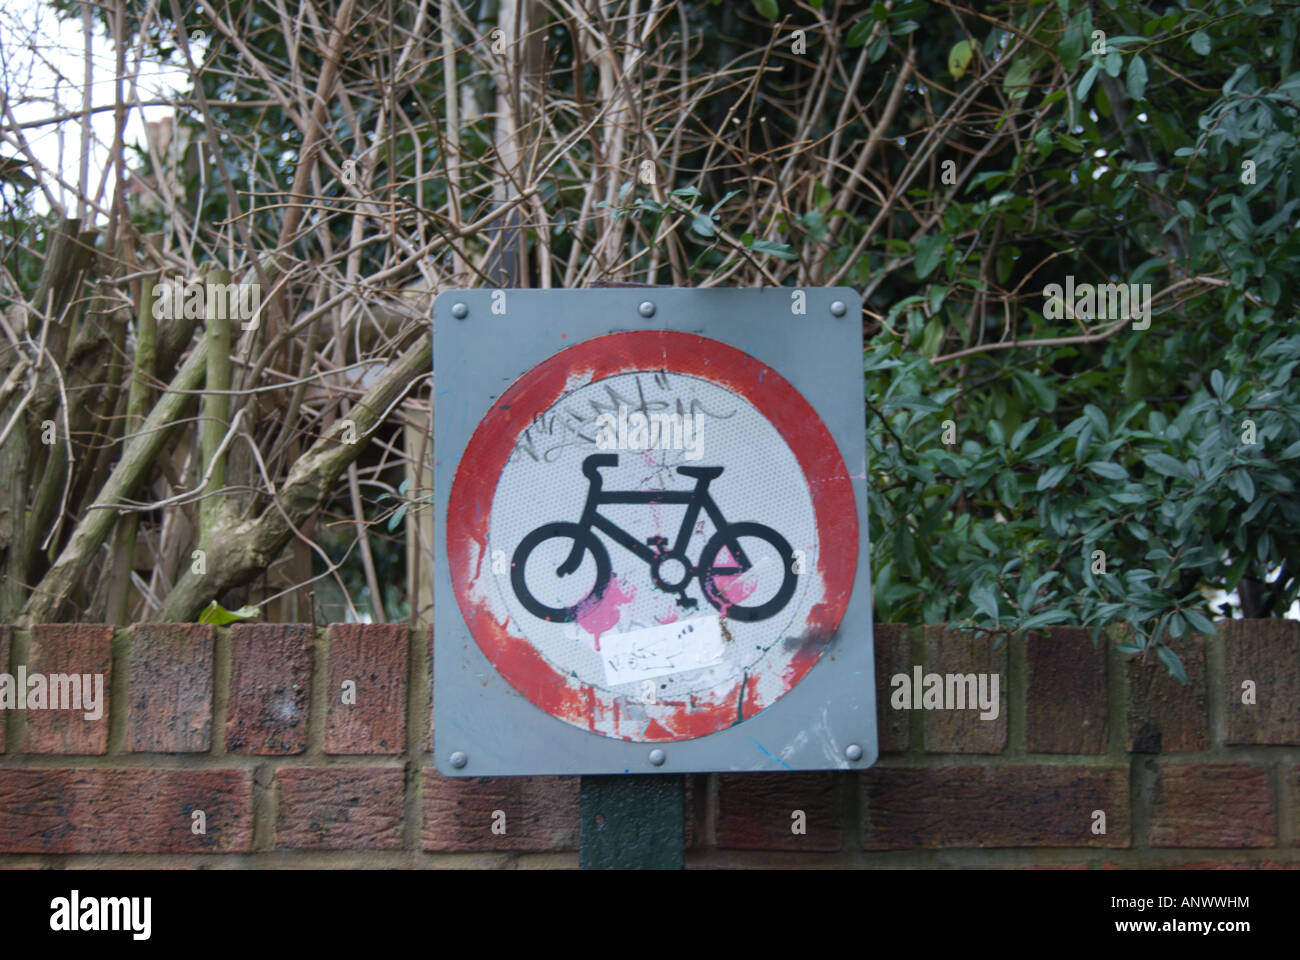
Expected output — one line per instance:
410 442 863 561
432 287 875 775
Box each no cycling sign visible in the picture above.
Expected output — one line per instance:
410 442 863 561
433 287 876 775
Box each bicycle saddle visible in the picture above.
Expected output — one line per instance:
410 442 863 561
582 453 619 479
676 465 723 480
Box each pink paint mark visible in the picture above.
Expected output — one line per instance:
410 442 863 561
714 571 758 604
649 501 665 542
712 545 758 602
710 544 759 617
575 577 636 650
655 607 679 625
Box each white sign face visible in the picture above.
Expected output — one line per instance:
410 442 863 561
484 370 822 717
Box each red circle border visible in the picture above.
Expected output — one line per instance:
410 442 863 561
446 330 857 742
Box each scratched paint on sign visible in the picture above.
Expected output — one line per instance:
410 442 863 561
506 369 735 466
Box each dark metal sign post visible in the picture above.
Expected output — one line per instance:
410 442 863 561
580 775 684 870
432 287 874 868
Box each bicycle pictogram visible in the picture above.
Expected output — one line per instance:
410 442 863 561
511 453 798 624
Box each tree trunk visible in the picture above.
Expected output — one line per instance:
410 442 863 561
154 333 430 623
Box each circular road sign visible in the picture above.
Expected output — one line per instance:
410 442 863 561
446 330 857 742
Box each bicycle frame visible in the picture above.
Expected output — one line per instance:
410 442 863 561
557 455 733 576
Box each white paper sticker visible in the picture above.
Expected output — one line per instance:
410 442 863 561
601 615 726 687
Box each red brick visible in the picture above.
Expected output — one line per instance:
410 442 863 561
0 769 252 853
1026 627 1107 754
225 623 312 754
275 767 404 849
1015 864 1091 869
922 626 1007 753
1126 635 1207 753
874 624 911 752
1101 859 1278 869
126 623 214 753
715 772 843 851
325 623 407 754
23 625 112 755
423 626 433 755
1293 766 1300 844
1222 620 1300 745
0 626 9 753
1149 764 1274 848
421 769 578 851
861 765 1130 849
1137 860 1300 869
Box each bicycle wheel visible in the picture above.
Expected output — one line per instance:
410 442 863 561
698 521 797 622
510 522 612 623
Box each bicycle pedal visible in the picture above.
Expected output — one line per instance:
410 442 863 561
675 594 699 610
646 535 669 552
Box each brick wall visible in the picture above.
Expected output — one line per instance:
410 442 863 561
0 620 1295 868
